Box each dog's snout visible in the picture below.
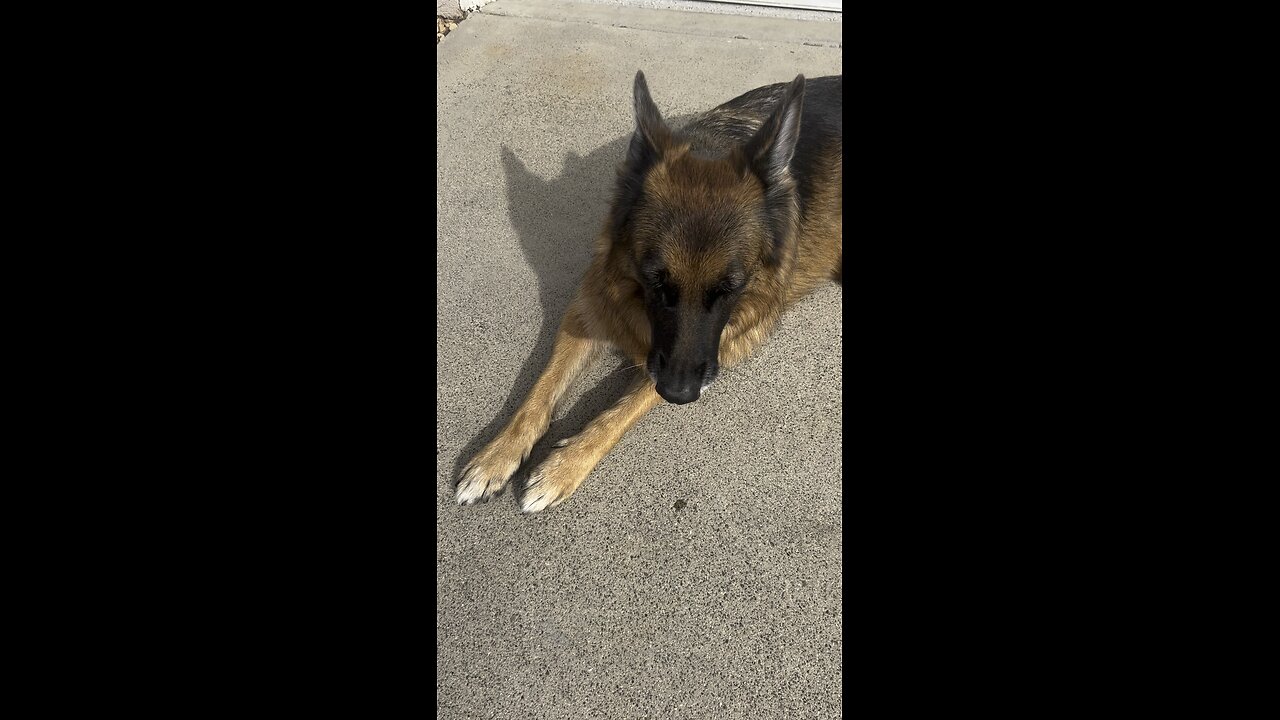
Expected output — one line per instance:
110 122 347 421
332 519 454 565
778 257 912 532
652 355 717 404
656 381 700 405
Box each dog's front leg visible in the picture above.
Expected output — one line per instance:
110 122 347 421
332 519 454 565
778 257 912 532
456 302 602 505
520 373 662 513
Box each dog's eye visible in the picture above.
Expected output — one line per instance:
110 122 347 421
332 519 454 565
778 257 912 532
646 271 678 308
659 284 678 308
707 279 742 305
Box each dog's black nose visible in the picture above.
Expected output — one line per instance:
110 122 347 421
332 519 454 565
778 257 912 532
656 381 700 405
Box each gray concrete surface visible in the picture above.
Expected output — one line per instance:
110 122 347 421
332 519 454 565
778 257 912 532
573 0 842 23
437 0 464 20
437 1 842 717
478 0 841 45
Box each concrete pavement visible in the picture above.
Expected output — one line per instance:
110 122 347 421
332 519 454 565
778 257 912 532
436 2 842 717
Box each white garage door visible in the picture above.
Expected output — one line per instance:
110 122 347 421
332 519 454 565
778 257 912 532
701 0 841 11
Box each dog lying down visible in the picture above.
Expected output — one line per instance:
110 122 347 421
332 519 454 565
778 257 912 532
458 70 842 512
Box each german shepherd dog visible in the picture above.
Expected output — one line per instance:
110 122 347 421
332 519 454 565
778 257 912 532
457 71 841 512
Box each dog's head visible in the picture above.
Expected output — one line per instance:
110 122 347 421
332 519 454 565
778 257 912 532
610 70 805 404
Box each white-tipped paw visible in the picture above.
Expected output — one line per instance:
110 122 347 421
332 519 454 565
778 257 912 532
519 488 558 514
519 442 593 513
456 444 523 506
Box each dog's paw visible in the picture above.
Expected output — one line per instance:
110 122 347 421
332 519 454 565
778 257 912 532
520 441 595 513
456 438 525 506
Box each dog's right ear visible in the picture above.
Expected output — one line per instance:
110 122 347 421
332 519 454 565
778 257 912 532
627 70 671 171
612 71 671 244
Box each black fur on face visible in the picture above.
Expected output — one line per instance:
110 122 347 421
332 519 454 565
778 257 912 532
637 253 746 404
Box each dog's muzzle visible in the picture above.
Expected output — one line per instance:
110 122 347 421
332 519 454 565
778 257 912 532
652 357 717 404
656 380 701 405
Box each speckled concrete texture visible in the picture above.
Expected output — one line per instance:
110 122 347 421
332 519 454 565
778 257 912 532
437 0 464 20
437 2 842 717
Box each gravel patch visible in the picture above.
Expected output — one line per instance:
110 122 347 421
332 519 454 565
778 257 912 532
437 15 464 44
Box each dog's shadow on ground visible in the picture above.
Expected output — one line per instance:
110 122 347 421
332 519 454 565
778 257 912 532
450 118 695 505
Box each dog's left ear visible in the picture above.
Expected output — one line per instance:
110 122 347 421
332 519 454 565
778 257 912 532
743 75 805 182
